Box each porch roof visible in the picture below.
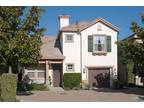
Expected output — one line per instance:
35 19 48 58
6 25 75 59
40 36 64 60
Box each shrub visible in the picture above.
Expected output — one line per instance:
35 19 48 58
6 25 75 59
30 83 47 91
112 79 124 90
0 76 1 100
17 81 28 91
0 74 17 102
63 73 81 89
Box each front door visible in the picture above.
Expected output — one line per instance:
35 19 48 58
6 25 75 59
52 64 62 87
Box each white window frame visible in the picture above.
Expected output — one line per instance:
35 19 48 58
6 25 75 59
27 72 35 78
65 34 74 42
66 63 75 71
93 35 107 53
37 72 45 78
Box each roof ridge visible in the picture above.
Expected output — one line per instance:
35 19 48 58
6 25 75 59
61 17 120 32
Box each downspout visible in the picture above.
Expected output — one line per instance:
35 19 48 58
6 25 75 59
78 31 82 81
80 32 82 77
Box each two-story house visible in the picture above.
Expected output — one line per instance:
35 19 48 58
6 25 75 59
24 15 119 88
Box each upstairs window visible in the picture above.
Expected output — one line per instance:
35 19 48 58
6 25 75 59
65 34 74 42
94 36 106 52
88 35 111 54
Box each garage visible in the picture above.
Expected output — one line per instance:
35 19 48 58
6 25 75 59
88 68 110 88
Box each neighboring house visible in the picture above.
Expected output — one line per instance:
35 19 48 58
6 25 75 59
119 34 143 86
24 15 119 88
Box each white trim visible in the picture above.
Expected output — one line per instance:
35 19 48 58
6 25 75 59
66 63 75 71
93 34 107 53
65 34 74 43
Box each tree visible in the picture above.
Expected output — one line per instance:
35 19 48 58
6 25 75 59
118 13 144 85
0 7 46 73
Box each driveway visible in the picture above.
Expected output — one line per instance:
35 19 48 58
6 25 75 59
17 88 144 102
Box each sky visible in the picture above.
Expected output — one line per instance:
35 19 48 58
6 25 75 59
39 6 144 40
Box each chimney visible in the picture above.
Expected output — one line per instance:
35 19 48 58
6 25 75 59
59 15 70 28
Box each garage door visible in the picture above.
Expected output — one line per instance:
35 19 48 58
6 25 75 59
88 68 110 88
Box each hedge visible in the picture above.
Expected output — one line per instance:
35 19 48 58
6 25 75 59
31 83 47 91
112 79 124 90
63 73 81 89
0 76 1 100
0 74 17 102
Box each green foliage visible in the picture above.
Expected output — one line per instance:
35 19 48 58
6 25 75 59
30 83 47 91
112 79 124 90
127 61 135 84
0 73 17 102
63 73 81 89
0 7 46 73
17 82 47 91
17 81 28 91
0 76 1 99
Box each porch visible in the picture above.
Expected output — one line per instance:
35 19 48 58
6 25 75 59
24 60 63 87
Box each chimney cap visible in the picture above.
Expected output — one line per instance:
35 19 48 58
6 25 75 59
59 14 70 19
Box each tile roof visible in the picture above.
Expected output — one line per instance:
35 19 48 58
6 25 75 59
40 36 64 60
61 18 120 32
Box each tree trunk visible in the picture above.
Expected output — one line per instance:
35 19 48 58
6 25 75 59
8 65 12 74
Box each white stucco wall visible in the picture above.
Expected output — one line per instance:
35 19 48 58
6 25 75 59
81 22 118 80
62 32 81 73
62 22 118 82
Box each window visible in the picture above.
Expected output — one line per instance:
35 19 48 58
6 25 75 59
93 35 106 53
97 24 102 31
65 34 74 42
66 64 74 71
38 72 44 78
27 72 35 78
88 35 111 53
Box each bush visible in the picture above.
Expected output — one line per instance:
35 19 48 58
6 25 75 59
112 79 124 90
63 73 81 89
31 83 47 91
0 74 17 102
0 76 1 100
17 81 29 91
17 82 47 91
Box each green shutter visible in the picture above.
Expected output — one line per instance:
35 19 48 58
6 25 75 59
88 35 93 52
107 36 111 52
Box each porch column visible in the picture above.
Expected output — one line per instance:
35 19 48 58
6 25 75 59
45 60 49 84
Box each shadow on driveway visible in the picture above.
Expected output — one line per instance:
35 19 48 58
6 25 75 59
17 91 33 96
92 87 144 96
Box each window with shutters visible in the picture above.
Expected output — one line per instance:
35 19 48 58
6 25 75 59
94 36 106 52
88 35 111 54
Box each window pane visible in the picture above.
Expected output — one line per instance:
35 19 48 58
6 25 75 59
28 72 35 77
67 64 74 70
95 44 105 51
95 36 105 44
38 72 44 78
66 35 73 41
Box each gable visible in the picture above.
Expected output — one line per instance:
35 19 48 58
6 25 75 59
81 22 118 36
61 18 120 33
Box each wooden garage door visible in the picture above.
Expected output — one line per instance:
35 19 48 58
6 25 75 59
88 68 110 88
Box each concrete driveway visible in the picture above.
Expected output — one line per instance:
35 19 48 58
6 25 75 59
17 88 144 102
